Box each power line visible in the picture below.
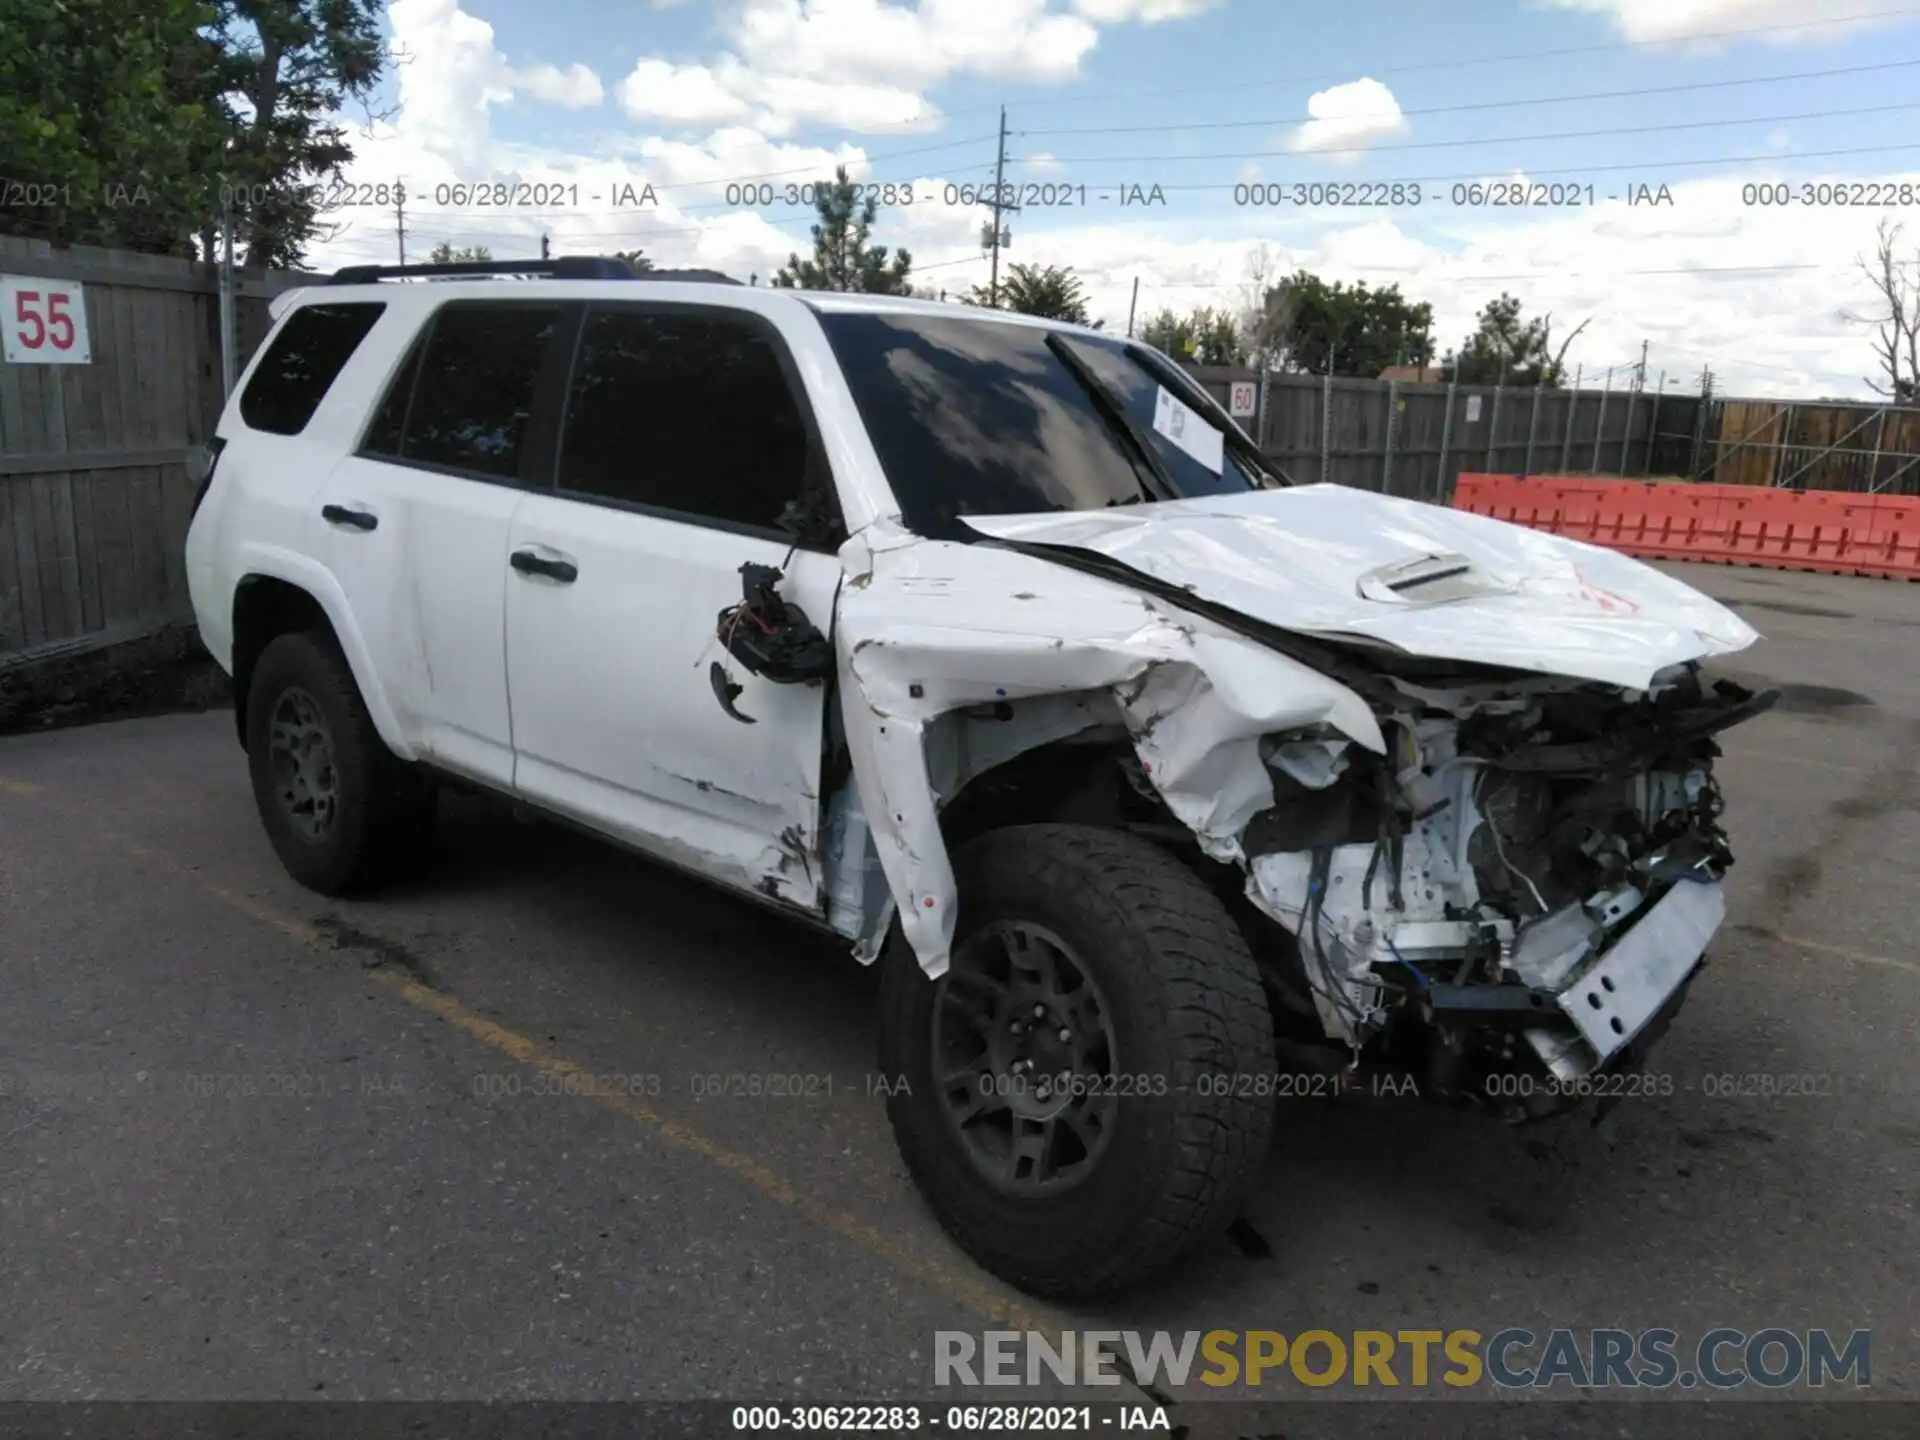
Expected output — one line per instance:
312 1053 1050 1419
1014 99 1920 167
1049 139 1920 191
974 6 1920 116
1016 57 1920 140
914 254 989 273
1127 257 1920 290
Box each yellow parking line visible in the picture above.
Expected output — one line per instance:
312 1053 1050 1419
42 798 1068 1337
0 774 45 796
372 965 1055 1330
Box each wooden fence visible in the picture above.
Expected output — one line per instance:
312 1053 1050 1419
0 237 306 666
1696 398 1920 494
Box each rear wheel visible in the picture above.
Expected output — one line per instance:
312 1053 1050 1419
879 823 1276 1299
245 630 435 894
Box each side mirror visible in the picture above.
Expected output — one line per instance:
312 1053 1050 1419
714 563 832 685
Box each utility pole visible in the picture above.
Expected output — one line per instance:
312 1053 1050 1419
1635 338 1649 391
394 183 407 265
540 233 550 260
218 190 237 400
1126 277 1139 337
985 106 1019 307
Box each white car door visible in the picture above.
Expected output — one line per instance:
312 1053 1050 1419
503 300 844 912
308 299 571 790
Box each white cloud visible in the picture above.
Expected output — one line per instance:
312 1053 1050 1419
1290 78 1406 161
1025 152 1065 174
618 61 756 127
386 0 515 170
1545 0 1912 46
1069 0 1220 21
508 62 605 109
384 0 605 169
613 0 1229 138
737 68 940 134
729 0 1100 90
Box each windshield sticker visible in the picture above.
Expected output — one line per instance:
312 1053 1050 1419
1152 386 1224 474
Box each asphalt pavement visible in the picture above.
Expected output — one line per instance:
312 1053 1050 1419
1 561 1915 1437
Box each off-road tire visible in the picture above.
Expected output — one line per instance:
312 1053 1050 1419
245 630 435 894
879 823 1277 1299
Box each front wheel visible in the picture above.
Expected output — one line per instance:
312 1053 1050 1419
879 823 1276 1299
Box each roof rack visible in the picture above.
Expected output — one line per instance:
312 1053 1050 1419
327 256 636 284
325 257 743 286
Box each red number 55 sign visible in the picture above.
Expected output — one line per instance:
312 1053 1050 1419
1 277 92 364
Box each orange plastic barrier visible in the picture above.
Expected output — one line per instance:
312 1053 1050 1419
1451 475 1920 581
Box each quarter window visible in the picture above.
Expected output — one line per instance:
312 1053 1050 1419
557 306 823 536
239 303 385 435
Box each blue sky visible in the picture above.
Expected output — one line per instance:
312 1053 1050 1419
320 1 1920 397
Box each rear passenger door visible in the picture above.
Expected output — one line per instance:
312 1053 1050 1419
503 301 845 912
317 300 571 789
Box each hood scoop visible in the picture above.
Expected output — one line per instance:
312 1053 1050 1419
1355 552 1513 606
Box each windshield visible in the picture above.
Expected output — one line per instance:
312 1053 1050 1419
818 311 1278 540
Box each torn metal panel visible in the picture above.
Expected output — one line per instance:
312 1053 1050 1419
962 485 1759 690
1243 670 1763 1090
833 521 1384 976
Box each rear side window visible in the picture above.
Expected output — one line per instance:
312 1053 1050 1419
239 303 385 435
556 306 818 533
368 303 562 479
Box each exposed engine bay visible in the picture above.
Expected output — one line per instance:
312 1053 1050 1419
1243 664 1776 1118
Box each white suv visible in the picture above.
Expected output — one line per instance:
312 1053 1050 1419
187 256 1774 1298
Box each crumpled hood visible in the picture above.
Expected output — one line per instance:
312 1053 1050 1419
962 485 1758 690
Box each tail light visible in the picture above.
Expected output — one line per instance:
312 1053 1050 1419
188 436 227 519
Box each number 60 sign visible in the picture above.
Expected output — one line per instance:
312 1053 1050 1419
1 277 91 363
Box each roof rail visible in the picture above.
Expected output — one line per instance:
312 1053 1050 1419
325 256 639 285
325 257 748 287
641 268 743 285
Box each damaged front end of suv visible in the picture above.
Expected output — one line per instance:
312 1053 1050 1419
832 482 1778 1132
1243 658 1775 1118
806 306 1778 1297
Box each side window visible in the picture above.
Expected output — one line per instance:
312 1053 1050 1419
556 306 828 537
389 303 561 479
239 303 385 435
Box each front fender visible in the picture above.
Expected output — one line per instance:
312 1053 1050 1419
833 528 1381 977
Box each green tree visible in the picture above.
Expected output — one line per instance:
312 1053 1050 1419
612 248 654 272
206 0 387 269
1277 272 1434 377
970 263 1091 324
427 242 491 263
1443 293 1587 386
0 0 229 255
772 165 912 293
1138 306 1238 364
